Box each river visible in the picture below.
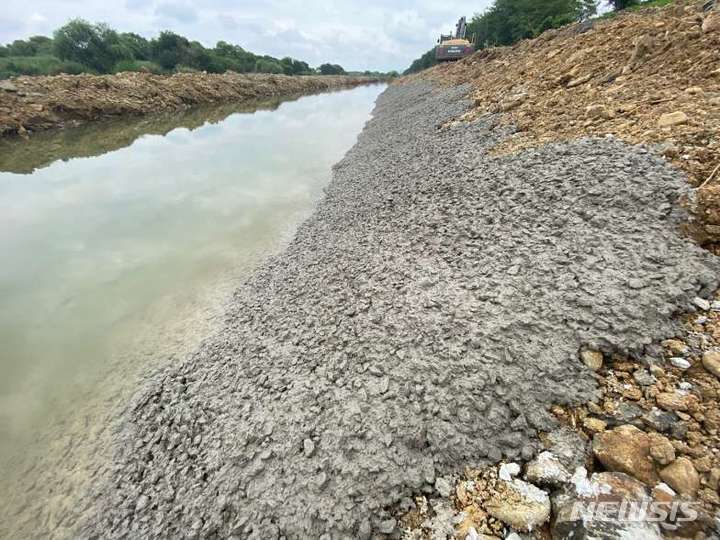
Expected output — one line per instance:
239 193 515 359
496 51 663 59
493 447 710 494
0 83 385 537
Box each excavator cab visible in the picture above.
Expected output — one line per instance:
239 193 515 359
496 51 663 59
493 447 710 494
435 17 475 62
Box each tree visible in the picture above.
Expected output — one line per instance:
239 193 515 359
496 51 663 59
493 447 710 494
318 63 345 75
606 0 639 10
53 20 123 72
151 31 190 69
280 57 311 75
7 39 38 56
255 57 283 73
404 49 437 75
119 33 150 60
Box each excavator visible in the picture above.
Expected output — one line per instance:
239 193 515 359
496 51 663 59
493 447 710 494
435 17 475 62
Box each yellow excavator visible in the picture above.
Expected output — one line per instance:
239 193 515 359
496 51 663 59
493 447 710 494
435 17 475 62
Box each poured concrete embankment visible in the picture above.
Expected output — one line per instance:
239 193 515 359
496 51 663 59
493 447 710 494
81 82 719 538
0 72 381 138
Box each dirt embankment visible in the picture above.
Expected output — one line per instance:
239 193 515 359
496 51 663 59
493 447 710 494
405 0 720 244
0 72 381 138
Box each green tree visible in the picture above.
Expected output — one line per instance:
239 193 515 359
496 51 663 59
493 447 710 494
606 0 639 9
255 57 283 73
53 19 123 72
7 39 38 56
318 63 345 75
404 48 437 75
151 31 190 69
119 33 150 60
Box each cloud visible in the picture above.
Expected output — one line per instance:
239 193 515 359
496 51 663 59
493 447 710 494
125 0 153 11
1 0 494 71
154 2 198 24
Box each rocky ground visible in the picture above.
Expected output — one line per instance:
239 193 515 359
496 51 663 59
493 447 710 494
77 80 719 538
396 296 720 539
0 72 379 138
405 0 720 245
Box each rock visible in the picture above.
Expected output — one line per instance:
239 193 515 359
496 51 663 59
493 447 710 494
592 425 658 485
423 499 460 539
498 462 521 481
670 357 691 370
553 471 662 539
582 417 607 433
642 408 679 433
658 111 689 128
703 10 720 33
693 296 711 311
580 349 603 371
651 482 676 504
303 438 315 457
566 73 592 88
585 104 610 119
136 494 149 511
464 528 500 540
524 451 571 487
656 391 693 412
662 338 688 355
485 479 551 532
709 468 720 490
434 476 453 498
500 93 527 112
544 427 588 471
659 457 700 497
648 433 675 465
377 518 396 534
632 369 656 386
702 350 720 378
0 80 18 92
599 401 644 427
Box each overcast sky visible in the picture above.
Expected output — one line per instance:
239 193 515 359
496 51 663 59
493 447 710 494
1 0 496 72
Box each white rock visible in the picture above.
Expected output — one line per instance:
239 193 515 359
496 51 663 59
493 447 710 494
434 476 453 498
499 462 521 481
693 297 711 311
485 478 551 532
670 357 691 370
525 451 571 487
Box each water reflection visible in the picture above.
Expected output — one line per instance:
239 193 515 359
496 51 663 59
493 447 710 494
0 93 324 175
0 83 385 538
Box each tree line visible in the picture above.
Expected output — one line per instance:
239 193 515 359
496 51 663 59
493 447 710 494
404 0 662 75
0 19 371 79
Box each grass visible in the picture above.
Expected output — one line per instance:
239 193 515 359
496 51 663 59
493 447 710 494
597 0 674 20
0 55 86 79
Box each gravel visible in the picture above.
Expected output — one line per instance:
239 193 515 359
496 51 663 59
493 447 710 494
82 81 719 538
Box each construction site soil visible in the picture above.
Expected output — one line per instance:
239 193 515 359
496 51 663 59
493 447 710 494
405 0 720 245
0 72 379 138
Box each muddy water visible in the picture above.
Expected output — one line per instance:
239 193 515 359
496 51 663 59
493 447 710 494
0 84 385 537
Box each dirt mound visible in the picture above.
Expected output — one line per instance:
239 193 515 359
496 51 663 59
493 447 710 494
404 0 720 244
0 72 379 138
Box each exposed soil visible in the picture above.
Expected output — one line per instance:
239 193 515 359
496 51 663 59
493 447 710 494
404 0 720 245
0 72 379 138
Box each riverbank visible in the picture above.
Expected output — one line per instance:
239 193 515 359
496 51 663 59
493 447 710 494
0 72 381 138
404 0 720 246
0 85 384 540
78 80 719 538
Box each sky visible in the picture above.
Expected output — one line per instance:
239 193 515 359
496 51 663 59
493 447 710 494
1 0 495 72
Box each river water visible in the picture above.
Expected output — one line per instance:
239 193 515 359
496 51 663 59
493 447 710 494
0 83 384 537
